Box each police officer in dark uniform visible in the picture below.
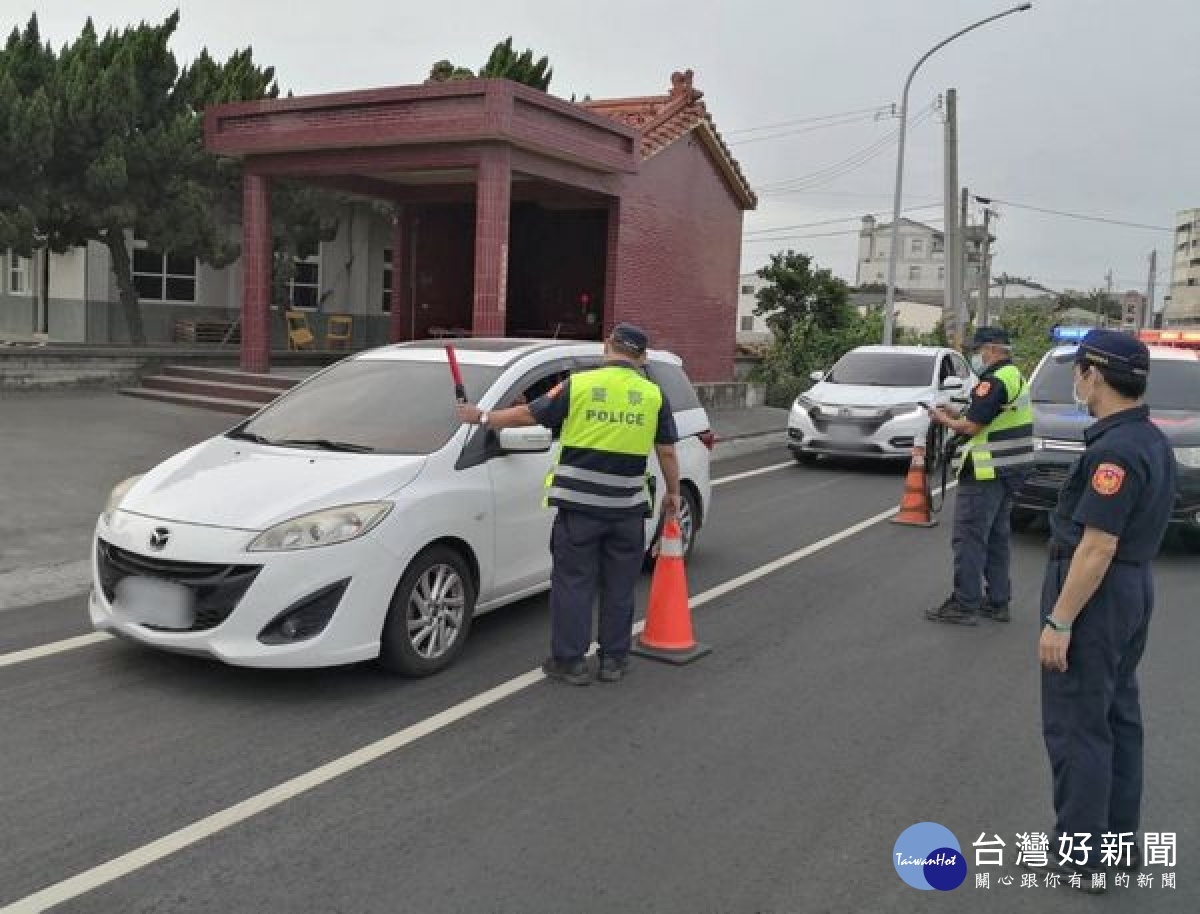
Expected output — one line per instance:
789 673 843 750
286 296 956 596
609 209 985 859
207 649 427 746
926 327 1034 624
456 323 680 686
1037 329 1176 891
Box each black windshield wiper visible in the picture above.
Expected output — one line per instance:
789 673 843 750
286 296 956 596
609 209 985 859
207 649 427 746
272 438 376 453
228 430 274 444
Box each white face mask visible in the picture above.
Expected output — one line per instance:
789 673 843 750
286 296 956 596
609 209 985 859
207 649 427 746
1073 369 1094 416
970 353 986 375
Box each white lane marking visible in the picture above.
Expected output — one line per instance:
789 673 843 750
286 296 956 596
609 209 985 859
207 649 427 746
710 461 793 487
0 490 945 912
0 634 111 671
0 460 798 667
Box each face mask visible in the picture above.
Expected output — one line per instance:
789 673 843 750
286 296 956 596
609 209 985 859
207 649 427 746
969 353 985 375
1073 370 1094 416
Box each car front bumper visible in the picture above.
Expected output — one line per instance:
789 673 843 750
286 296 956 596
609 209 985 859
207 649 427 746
787 405 927 460
90 510 400 668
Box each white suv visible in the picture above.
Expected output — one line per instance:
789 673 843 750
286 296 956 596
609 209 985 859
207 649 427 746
91 340 714 675
787 345 974 463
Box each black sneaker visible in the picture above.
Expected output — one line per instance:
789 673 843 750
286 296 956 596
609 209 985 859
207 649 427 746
980 601 1011 623
597 655 630 683
541 657 591 686
924 597 978 625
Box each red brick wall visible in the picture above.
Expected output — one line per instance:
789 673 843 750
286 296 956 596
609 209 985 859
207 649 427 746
611 137 743 381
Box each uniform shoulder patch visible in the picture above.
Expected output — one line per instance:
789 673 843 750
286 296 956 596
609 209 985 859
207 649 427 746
974 380 992 397
1091 462 1126 496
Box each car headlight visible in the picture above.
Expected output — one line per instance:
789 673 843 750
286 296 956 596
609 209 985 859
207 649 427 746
886 403 924 421
247 502 394 552
1174 447 1200 468
102 475 144 525
795 395 815 410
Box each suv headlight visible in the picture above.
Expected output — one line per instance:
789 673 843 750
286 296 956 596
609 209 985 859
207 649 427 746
247 502 394 552
102 475 144 525
795 395 815 410
1174 447 1200 468
886 403 924 420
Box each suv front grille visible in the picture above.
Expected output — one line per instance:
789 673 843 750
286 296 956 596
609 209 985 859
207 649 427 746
1027 463 1072 488
96 540 261 631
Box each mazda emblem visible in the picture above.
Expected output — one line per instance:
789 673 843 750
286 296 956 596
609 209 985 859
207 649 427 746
149 528 170 552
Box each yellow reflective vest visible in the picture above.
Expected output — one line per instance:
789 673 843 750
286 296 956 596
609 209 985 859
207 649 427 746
954 362 1034 481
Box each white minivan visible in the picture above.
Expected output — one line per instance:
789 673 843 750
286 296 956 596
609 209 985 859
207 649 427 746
91 340 714 675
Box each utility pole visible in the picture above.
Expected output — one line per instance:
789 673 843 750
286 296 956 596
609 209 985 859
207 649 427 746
978 207 993 326
942 88 960 347
1145 250 1157 329
959 186 970 339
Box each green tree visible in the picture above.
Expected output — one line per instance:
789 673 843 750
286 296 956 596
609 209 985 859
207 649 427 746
0 13 339 344
753 250 853 340
1056 289 1119 323
426 38 554 91
998 302 1059 376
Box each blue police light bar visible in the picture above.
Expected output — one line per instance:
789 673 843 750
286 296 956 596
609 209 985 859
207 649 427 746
1050 326 1092 343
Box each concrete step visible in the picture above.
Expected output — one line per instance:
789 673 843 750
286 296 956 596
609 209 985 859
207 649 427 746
119 387 260 416
140 375 285 404
160 364 299 391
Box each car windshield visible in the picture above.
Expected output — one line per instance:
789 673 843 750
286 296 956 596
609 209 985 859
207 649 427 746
1032 352 1200 410
825 351 934 387
233 358 503 454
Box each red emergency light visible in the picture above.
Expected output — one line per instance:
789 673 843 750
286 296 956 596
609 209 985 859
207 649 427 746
1137 329 1200 349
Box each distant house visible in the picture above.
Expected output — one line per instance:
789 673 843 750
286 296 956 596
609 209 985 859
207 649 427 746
855 215 987 296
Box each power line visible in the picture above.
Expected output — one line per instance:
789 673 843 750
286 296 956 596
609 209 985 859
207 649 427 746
974 197 1174 233
724 104 894 136
742 217 946 246
728 112 888 147
743 202 943 237
758 103 938 194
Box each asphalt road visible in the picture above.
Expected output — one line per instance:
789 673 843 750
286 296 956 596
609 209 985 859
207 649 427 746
1 448 1196 913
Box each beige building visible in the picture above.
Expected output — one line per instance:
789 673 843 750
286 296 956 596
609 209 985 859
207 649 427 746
855 216 986 295
1166 208 1200 325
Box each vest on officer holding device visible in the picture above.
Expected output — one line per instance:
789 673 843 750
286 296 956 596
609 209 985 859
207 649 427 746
954 363 1035 481
545 364 662 516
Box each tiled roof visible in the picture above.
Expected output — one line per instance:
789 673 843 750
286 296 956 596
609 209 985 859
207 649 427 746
584 71 757 209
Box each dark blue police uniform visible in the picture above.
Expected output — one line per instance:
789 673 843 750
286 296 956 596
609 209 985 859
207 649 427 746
528 328 678 682
1041 330 1176 858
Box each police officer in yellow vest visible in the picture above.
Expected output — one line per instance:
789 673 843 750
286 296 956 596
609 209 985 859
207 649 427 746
456 324 681 684
925 326 1034 625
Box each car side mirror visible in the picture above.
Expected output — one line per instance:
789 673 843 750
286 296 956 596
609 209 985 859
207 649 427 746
940 377 965 391
809 370 825 383
496 426 553 454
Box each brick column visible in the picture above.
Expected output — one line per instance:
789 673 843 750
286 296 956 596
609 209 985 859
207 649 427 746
241 173 272 373
602 200 621 338
471 148 511 337
388 210 411 342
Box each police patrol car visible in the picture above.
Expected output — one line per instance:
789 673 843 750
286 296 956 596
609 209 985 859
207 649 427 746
1013 327 1200 547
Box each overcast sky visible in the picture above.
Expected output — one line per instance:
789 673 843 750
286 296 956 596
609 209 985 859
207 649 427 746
18 0 1198 305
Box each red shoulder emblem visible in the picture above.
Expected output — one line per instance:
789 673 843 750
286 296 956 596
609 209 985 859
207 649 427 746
974 380 992 397
1091 462 1126 496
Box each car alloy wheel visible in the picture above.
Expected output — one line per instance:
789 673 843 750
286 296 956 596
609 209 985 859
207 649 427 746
407 563 466 660
380 546 475 676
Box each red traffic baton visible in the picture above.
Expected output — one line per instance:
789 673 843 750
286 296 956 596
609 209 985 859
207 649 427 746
444 345 467 404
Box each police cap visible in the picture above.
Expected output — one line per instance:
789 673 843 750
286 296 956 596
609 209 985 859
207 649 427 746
970 326 1011 348
1075 328 1150 379
611 322 649 353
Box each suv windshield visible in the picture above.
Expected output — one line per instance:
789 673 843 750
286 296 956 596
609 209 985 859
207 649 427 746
234 358 502 454
1033 352 1200 411
826 351 935 387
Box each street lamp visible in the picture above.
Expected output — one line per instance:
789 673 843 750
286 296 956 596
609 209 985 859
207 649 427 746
882 2 1033 345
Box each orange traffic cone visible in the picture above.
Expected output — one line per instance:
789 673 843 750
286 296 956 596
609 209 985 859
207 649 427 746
890 445 938 528
632 520 711 664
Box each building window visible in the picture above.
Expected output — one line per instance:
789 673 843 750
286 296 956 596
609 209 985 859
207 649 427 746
938 266 945 282
740 316 754 331
6 250 31 295
740 284 755 295
382 248 393 312
908 266 922 282
132 244 197 302
911 239 925 256
875 272 885 281
288 253 321 309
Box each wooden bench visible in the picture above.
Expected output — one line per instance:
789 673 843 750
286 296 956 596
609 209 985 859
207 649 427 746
173 319 240 344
